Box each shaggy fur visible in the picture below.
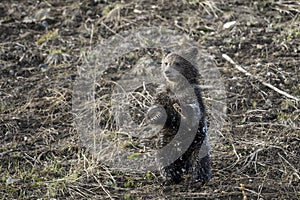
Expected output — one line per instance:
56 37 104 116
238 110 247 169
147 51 211 185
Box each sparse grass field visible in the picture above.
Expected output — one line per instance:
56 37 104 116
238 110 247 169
0 0 299 199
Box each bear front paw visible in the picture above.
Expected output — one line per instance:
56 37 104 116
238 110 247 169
145 105 167 125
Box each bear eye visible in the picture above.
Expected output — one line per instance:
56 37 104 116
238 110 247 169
164 62 168 65
174 62 180 66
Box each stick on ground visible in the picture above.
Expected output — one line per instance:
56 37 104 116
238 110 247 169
222 54 300 102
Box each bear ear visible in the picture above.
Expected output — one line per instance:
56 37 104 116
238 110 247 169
184 47 199 59
177 46 199 65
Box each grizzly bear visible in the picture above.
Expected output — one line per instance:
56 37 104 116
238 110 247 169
146 48 211 185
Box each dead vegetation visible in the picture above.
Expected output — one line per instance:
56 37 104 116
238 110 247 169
0 0 299 199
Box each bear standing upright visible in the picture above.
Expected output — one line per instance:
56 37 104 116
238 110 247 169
146 48 211 185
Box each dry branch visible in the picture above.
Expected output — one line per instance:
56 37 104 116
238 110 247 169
222 54 300 101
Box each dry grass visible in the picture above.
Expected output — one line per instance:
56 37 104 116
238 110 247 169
0 0 299 199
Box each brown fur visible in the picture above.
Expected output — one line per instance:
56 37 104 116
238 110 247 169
147 51 211 185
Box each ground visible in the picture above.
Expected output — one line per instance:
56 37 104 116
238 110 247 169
0 0 299 199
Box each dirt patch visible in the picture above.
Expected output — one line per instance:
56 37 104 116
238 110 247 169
0 0 299 199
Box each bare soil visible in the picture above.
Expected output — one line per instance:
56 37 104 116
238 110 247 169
0 0 299 199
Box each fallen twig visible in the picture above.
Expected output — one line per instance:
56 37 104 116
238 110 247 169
222 54 300 101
